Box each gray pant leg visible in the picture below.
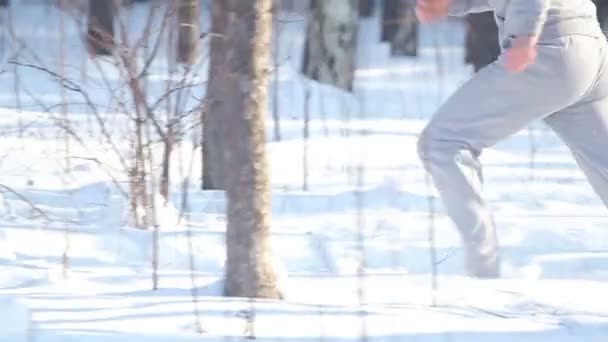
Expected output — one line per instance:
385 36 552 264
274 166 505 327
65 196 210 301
417 35 605 277
544 50 608 208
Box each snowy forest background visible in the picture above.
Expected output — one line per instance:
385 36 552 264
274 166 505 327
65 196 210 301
1 0 608 341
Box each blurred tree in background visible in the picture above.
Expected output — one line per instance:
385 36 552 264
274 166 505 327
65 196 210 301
87 0 114 56
464 12 500 72
302 0 358 92
594 0 608 32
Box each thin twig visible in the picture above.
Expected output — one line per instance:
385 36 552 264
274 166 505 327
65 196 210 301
0 184 51 221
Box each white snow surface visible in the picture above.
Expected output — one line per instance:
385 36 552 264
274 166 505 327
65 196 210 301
0 2 607 341
0 296 30 341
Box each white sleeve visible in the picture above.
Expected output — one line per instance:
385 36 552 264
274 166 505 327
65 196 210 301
504 0 551 36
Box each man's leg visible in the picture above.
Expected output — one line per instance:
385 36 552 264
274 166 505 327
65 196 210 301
544 91 608 211
417 36 599 278
542 35 608 208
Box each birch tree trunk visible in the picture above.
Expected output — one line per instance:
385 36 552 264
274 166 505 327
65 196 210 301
222 0 282 299
302 0 358 92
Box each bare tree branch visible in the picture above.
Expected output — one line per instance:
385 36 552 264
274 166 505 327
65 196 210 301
0 184 51 221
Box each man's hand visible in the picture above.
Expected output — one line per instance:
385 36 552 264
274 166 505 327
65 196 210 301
415 0 450 23
504 35 538 72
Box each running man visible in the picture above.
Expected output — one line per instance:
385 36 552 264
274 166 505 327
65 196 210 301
416 0 608 278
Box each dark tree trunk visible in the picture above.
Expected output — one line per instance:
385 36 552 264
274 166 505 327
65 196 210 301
202 0 228 190
123 0 150 4
160 130 172 202
222 0 282 299
0 0 9 7
87 0 115 56
359 0 374 17
280 0 294 11
381 0 398 41
302 0 359 92
389 0 418 56
594 0 608 33
177 0 199 65
465 12 500 72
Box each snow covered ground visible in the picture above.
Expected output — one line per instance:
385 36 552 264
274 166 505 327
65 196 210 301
0 2 607 341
